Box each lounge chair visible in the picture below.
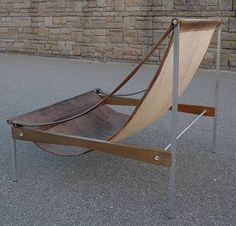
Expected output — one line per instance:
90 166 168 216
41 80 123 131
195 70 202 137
7 18 222 218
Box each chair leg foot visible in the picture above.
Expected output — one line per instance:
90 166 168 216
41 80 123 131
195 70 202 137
167 165 176 219
12 139 18 182
212 120 217 154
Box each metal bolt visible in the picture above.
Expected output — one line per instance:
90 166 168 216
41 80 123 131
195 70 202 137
154 155 160 161
172 18 178 25
19 132 23 137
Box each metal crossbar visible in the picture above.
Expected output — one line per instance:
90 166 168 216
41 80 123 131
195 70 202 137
165 109 207 151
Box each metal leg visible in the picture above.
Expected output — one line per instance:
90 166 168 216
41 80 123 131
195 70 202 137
12 139 18 182
212 25 221 153
168 20 180 219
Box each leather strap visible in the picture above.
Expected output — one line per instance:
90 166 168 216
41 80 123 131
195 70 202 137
14 23 176 127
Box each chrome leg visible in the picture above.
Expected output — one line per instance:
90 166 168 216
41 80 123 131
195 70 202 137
12 139 18 182
168 20 180 219
212 25 221 153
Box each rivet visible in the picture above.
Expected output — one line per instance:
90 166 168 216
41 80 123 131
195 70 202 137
154 155 160 161
19 132 23 137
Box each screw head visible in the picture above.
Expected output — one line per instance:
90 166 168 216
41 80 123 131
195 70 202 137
19 132 23 137
154 155 160 161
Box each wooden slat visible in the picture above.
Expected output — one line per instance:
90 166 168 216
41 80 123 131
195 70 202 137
12 127 171 167
102 95 140 106
179 19 222 32
102 95 215 117
169 104 215 117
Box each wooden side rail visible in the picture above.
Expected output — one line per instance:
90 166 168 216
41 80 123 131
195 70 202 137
102 95 215 117
102 95 140 106
171 104 215 117
12 127 171 167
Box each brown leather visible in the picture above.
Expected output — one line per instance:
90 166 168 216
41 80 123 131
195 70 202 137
8 91 129 156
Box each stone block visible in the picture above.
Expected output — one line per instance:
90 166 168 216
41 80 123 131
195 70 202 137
124 36 137 44
58 40 66 50
44 17 53 27
1 17 11 26
65 41 74 51
97 0 106 7
96 36 106 42
53 17 66 25
8 28 17 38
202 52 214 66
111 47 123 59
162 0 174 10
222 41 236 49
96 43 106 53
49 28 61 35
11 17 20 26
126 0 136 7
84 29 95 36
222 32 235 41
114 0 125 11
123 46 141 56
138 36 152 45
13 42 24 48
206 0 218 5
220 53 229 67
219 0 232 10
88 1 96 7
86 36 97 42
109 30 123 43
135 18 152 30
124 17 135 28
138 30 152 37
175 0 186 5
0 28 8 33
20 18 31 27
55 0 66 8
229 54 236 66
229 17 236 32
124 30 137 37
96 29 106 36
74 2 83 11
38 27 48 37
72 43 81 55
71 31 82 41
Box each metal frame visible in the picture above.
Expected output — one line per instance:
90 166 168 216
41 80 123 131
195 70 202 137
165 109 207 151
167 22 222 218
213 25 221 153
168 20 179 219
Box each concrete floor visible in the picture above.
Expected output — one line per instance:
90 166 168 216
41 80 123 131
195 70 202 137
0 54 235 226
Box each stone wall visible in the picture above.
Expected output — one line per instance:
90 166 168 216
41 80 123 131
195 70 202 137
0 0 235 71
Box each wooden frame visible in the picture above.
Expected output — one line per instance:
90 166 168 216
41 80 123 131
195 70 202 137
12 127 171 166
101 94 215 117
